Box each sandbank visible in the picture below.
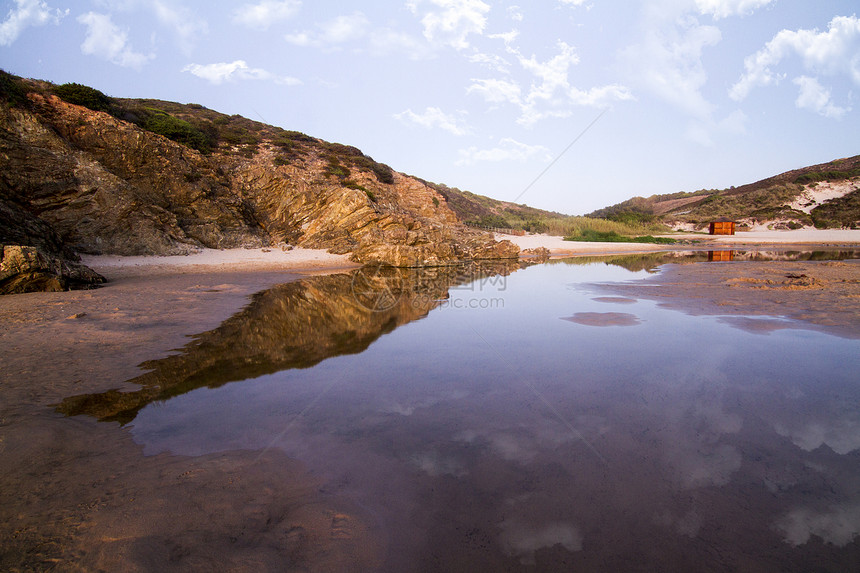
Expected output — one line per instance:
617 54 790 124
81 246 359 278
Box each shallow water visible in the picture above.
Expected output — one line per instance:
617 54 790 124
60 255 860 571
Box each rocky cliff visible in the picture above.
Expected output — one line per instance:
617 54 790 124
0 74 518 292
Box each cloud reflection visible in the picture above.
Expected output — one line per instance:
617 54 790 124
498 520 582 565
777 504 860 547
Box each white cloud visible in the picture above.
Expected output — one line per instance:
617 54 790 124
0 0 67 46
182 60 301 86
283 30 312 46
151 0 206 54
467 52 512 73
695 0 775 19
369 28 434 60
456 137 551 165
284 11 369 48
569 84 635 107
507 5 523 22
321 12 369 43
410 0 490 50
488 29 519 46
793 76 850 119
232 0 301 30
466 77 522 104
470 41 633 126
621 15 721 119
730 15 860 101
394 107 471 136
77 12 151 68
558 0 588 6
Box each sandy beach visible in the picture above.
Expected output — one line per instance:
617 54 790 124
80 246 360 278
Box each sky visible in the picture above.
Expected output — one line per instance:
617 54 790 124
1 0 859 215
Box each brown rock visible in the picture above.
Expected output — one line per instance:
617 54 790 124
0 245 105 294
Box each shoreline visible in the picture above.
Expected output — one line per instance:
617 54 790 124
501 229 860 257
70 229 860 280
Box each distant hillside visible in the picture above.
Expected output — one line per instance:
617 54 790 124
589 156 860 231
412 180 569 233
410 180 667 240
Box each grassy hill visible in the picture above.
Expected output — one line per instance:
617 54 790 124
588 156 860 230
415 180 668 239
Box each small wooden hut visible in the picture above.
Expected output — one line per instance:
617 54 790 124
709 219 735 235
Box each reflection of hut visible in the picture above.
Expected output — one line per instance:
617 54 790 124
709 219 735 235
708 250 734 261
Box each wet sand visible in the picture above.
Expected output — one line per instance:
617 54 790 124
0 263 379 572
592 259 860 339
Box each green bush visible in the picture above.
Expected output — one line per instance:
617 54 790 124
0 70 29 107
371 162 395 184
795 170 860 184
324 156 351 179
53 82 111 112
343 180 367 191
279 130 316 143
564 229 676 244
140 109 213 152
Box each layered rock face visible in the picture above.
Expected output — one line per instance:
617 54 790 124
0 85 518 288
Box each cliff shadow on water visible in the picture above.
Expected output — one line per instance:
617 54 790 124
56 261 521 425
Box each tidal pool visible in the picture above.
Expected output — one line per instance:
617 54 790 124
59 254 860 571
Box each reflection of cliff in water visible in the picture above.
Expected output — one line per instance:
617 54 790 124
57 262 519 424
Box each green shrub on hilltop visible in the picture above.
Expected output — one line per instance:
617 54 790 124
139 108 214 153
0 70 30 107
795 170 860 184
53 82 112 112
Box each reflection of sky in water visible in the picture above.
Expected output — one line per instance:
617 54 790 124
130 261 860 568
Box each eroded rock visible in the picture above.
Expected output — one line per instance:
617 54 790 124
0 245 105 294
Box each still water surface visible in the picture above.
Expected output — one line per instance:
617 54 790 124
61 254 860 571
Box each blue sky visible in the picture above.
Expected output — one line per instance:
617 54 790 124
1 0 858 215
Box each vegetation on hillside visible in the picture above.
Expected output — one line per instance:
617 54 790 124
810 189 860 229
417 179 671 238
587 155 860 230
0 71 397 185
563 230 677 244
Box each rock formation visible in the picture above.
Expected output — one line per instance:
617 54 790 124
0 74 519 293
